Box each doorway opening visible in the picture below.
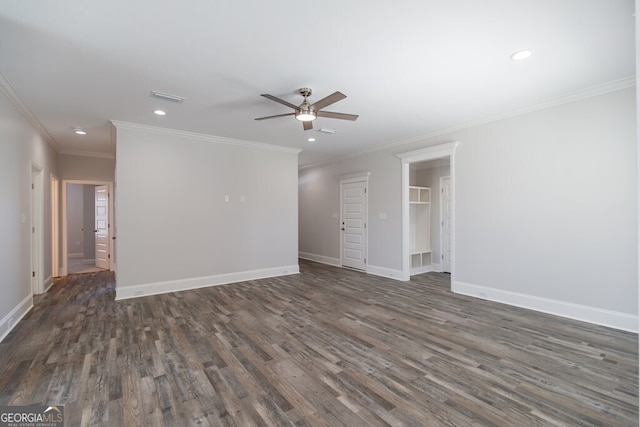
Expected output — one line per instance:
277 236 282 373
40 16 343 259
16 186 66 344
397 142 458 282
61 180 114 276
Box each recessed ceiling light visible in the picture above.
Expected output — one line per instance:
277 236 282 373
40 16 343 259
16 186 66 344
510 49 533 61
307 137 316 142
74 128 87 135
153 109 166 116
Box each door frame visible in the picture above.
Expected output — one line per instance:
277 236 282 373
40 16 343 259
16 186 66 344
339 172 369 272
31 162 44 294
439 176 452 273
50 174 59 278
397 142 458 281
61 180 114 276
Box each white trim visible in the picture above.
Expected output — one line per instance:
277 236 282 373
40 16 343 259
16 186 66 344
43 275 53 293
299 252 341 267
50 174 59 278
0 294 33 342
59 149 115 159
367 264 405 281
453 280 639 333
111 120 302 155
115 265 300 300
68 252 83 259
410 265 433 275
431 262 442 273
299 76 635 170
0 72 61 152
439 176 452 274
62 180 115 276
337 171 371 182
31 162 45 294
397 142 458 282
299 253 405 281
82 258 96 265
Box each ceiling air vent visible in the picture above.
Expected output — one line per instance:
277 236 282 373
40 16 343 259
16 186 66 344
151 90 185 103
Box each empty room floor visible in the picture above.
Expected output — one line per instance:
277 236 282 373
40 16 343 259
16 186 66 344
0 260 637 426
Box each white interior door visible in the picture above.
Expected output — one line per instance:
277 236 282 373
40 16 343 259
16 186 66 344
440 177 452 273
95 185 110 270
341 180 367 270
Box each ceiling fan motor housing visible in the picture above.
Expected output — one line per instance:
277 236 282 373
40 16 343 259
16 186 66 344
299 87 313 97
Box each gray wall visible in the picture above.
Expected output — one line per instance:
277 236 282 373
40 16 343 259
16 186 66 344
114 123 300 298
66 184 84 257
82 184 95 260
0 83 58 340
58 154 115 181
299 87 637 329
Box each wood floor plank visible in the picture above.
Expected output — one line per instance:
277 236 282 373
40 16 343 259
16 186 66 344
0 262 637 426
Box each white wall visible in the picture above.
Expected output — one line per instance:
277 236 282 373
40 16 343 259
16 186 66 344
0 81 58 341
114 122 300 299
299 87 637 331
452 88 637 329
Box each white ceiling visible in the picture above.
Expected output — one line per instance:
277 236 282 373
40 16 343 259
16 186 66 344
0 1 635 167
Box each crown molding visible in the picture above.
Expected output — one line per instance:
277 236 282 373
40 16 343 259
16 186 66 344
300 76 636 170
111 120 302 155
0 72 61 152
59 150 115 160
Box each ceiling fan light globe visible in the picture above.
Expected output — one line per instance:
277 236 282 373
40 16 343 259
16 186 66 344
295 107 316 122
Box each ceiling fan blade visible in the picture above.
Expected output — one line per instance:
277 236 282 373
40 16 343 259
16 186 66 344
303 120 313 131
316 111 359 121
255 112 296 121
261 94 298 110
311 91 346 110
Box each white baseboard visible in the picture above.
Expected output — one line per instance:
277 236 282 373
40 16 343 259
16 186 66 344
299 252 340 267
410 265 433 275
299 252 405 282
68 252 82 259
0 294 33 342
43 274 53 293
453 280 638 333
115 264 300 300
82 258 96 265
367 264 405 281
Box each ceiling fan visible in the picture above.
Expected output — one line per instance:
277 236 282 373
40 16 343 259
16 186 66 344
255 87 358 131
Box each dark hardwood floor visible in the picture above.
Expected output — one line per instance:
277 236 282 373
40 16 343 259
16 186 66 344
0 260 637 426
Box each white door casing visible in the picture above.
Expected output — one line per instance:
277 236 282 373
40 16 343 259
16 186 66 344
31 164 44 294
397 142 458 282
440 177 452 273
95 185 110 269
51 175 59 278
340 176 368 271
